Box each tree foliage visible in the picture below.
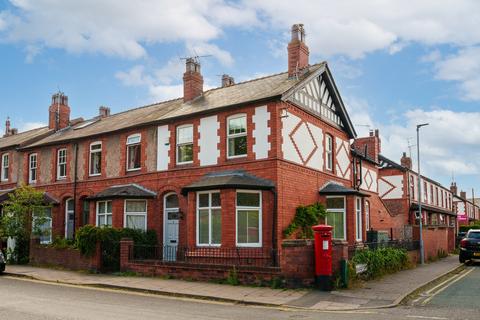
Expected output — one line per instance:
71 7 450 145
0 185 50 263
283 202 327 239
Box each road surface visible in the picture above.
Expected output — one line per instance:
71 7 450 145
0 268 478 320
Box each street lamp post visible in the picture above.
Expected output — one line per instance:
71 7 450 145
416 123 429 265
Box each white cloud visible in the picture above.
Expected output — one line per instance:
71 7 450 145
115 65 153 87
19 121 46 131
185 42 234 66
0 0 257 60
429 47 480 100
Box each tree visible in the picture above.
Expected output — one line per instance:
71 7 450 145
0 185 50 263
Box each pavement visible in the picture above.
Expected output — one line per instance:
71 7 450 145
3 254 462 311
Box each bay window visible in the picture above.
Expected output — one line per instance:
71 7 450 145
227 114 247 158
177 125 193 164
355 197 362 241
96 200 112 227
124 200 147 231
197 191 221 246
326 196 346 240
236 191 262 247
32 207 52 244
89 142 102 176
126 134 141 171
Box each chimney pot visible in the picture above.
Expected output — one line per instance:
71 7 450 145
221 74 235 87
99 106 111 118
4 117 11 137
460 191 467 199
288 24 309 78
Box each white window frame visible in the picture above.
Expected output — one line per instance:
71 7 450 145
65 198 74 239
355 197 362 242
89 141 102 176
123 199 147 231
29 153 37 184
33 207 53 245
1 153 9 181
325 135 333 171
176 124 194 164
326 196 346 241
196 190 221 247
365 200 370 232
236 190 262 247
126 133 141 171
57 148 67 180
96 200 112 227
226 114 247 159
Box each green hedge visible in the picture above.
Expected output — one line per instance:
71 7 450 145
352 247 409 280
75 225 157 272
459 224 480 233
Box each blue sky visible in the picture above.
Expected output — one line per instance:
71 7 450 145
1 0 479 194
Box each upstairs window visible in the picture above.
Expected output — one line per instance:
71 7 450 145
126 134 141 171
227 115 247 158
410 176 415 199
176 125 193 164
89 142 102 176
57 148 67 180
423 181 428 202
430 185 434 204
325 135 333 171
29 153 37 183
1 153 9 181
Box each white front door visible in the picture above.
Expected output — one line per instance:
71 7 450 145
163 193 180 261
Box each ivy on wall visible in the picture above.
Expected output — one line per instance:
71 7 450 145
283 202 327 239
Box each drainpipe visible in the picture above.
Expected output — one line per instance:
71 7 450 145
72 143 78 239
272 188 278 267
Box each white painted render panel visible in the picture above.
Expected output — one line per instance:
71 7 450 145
360 168 378 193
281 113 323 170
199 115 220 166
156 125 170 171
335 137 350 179
252 105 270 160
379 175 403 199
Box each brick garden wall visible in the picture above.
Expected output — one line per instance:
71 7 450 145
29 238 101 271
413 226 454 261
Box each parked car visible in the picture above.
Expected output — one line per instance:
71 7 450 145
459 229 480 263
456 231 467 247
0 250 5 274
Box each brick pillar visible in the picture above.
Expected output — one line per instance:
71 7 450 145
120 238 134 272
90 241 103 272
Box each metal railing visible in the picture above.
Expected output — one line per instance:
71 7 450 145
130 245 278 268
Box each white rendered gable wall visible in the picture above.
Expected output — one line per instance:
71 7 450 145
252 105 271 159
198 115 220 166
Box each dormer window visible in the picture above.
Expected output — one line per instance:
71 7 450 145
57 148 67 180
227 114 247 158
89 142 102 176
177 125 193 164
126 134 141 171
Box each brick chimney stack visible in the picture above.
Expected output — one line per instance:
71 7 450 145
400 152 412 170
450 182 458 196
460 190 467 199
4 117 11 137
99 106 111 118
288 24 309 78
352 129 381 163
49 92 70 131
221 74 235 87
183 58 203 102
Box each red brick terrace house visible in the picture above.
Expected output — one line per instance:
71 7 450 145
374 152 457 258
451 184 479 226
1 24 395 283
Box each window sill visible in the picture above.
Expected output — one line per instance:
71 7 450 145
196 244 221 247
126 168 141 172
236 243 262 248
227 154 247 160
89 173 102 177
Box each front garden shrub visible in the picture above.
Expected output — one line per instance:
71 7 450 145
352 247 409 280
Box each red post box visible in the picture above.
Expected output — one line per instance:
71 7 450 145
312 224 333 290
